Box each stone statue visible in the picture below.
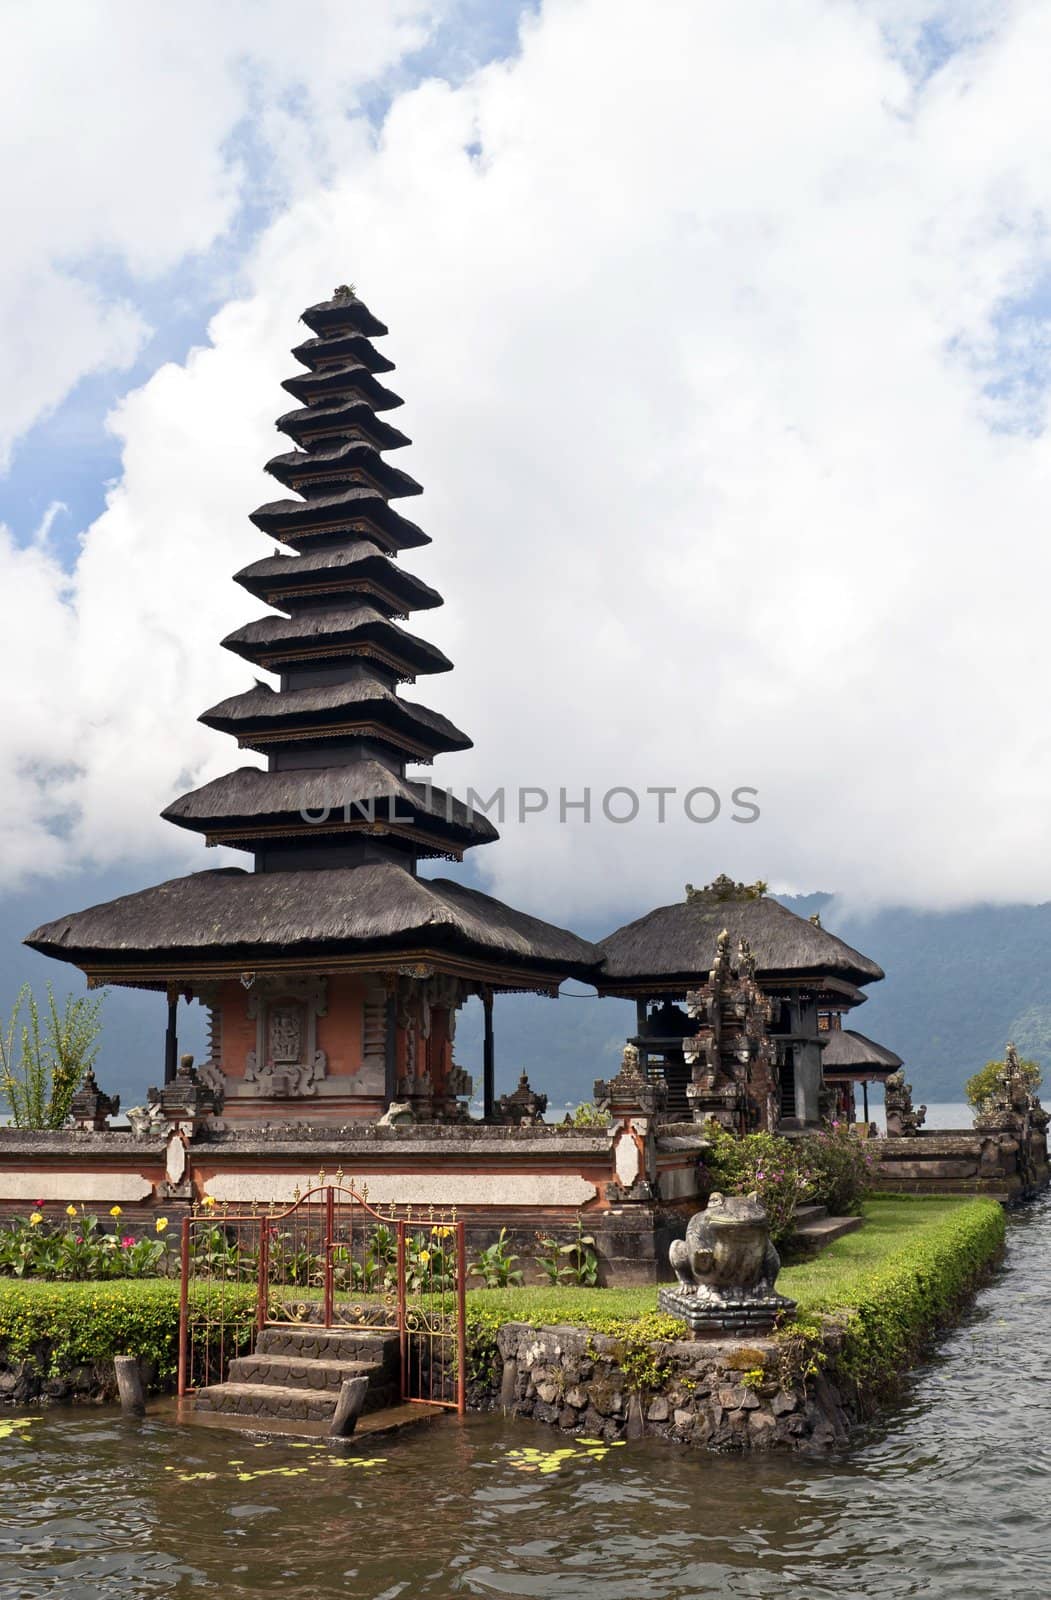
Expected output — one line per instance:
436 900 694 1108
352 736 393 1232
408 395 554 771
659 1192 796 1335
884 1069 926 1136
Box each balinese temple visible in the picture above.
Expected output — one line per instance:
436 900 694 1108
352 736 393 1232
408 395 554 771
818 1021 902 1126
26 288 600 1127
595 878 885 1128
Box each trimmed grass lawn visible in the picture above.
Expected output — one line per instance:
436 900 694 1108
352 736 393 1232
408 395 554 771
465 1195 1004 1331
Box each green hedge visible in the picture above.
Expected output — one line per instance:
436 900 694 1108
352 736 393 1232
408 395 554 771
0 1279 255 1381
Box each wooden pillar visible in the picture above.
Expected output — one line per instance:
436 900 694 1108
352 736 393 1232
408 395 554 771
384 994 398 1106
635 998 647 1036
164 993 178 1086
862 1079 870 1123
482 989 495 1122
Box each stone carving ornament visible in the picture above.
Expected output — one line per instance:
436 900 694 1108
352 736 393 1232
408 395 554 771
243 976 327 1099
659 1191 796 1335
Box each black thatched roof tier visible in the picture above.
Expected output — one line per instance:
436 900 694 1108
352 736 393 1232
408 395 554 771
300 291 388 339
233 542 442 616
249 488 428 552
281 362 402 411
275 399 410 453
162 761 496 852
25 862 601 984
291 330 394 374
221 604 451 677
821 1028 902 1076
200 675 471 757
596 883 884 990
265 443 422 500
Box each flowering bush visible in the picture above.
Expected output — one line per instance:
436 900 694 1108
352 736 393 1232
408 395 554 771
0 1210 171 1280
700 1125 814 1248
800 1123 875 1215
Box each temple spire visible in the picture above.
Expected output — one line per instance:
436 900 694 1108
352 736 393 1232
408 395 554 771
164 290 494 872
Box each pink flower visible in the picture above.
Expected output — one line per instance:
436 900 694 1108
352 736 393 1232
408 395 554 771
121 1235 136 1248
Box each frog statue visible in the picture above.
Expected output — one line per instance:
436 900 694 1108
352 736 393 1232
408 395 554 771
658 1191 796 1336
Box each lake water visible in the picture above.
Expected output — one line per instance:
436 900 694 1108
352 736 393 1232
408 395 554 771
1 1194 1048 1599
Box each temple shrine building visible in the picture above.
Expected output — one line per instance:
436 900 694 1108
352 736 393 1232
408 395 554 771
26 288 600 1128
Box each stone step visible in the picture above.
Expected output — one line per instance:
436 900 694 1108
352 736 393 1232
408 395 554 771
793 1214 863 1247
793 1204 828 1224
227 1353 393 1403
254 1325 399 1367
194 1381 339 1423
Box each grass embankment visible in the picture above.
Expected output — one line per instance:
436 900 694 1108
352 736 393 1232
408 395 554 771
0 1199 1006 1399
465 1196 1007 1395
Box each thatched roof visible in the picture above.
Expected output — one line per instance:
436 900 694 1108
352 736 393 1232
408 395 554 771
821 1028 902 1076
300 292 388 339
291 330 394 374
596 882 884 989
281 362 402 411
162 761 496 848
221 604 451 676
265 443 422 500
249 488 428 551
275 400 410 453
25 862 600 982
233 542 442 615
200 675 471 755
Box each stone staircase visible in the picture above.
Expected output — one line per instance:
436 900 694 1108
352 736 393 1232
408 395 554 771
193 1324 400 1427
793 1204 863 1249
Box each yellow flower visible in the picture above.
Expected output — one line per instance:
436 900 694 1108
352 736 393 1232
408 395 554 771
418 1248 431 1264
28 1213 43 1227
109 1205 122 1218
430 1225 453 1239
65 1205 77 1218
202 1195 217 1209
155 1217 169 1234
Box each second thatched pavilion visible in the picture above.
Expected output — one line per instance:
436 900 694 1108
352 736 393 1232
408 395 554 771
595 876 886 1128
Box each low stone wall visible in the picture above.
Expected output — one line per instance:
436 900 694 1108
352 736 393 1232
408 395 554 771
476 1321 854 1453
0 1351 154 1406
873 1129 1050 1201
0 1123 705 1285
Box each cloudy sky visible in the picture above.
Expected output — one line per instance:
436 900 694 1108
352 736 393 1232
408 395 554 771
3 0 1051 1028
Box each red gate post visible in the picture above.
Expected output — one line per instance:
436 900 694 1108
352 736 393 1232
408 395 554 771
177 1216 191 1398
257 1220 270 1333
456 1219 467 1416
397 1221 407 1402
323 1186 335 1327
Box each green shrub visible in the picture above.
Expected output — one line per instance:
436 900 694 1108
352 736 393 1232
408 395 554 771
0 983 106 1129
0 1209 173 1280
965 1056 1041 1109
799 1123 875 1215
566 1102 609 1128
700 1124 813 1246
469 1227 524 1288
0 1279 255 1384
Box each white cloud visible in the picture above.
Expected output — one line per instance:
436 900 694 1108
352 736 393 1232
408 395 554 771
0 0 440 463
4 0 1051 923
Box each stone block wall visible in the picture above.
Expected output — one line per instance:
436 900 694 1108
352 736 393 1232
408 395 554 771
478 1321 853 1453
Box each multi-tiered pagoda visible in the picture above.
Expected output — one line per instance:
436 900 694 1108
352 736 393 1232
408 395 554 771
27 288 599 1125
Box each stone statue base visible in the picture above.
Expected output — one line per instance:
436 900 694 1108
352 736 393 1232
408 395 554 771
658 1285 796 1337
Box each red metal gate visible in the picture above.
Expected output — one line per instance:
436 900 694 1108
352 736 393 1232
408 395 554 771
178 1182 467 1413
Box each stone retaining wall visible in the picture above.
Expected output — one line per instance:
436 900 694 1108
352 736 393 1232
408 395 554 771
872 1129 1049 1201
476 1321 854 1453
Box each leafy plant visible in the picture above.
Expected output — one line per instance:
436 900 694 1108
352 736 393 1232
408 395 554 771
800 1122 875 1216
701 1124 813 1247
566 1102 609 1128
535 1215 599 1287
0 1210 172 1281
469 1227 523 1289
965 1055 1041 1109
0 983 106 1129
